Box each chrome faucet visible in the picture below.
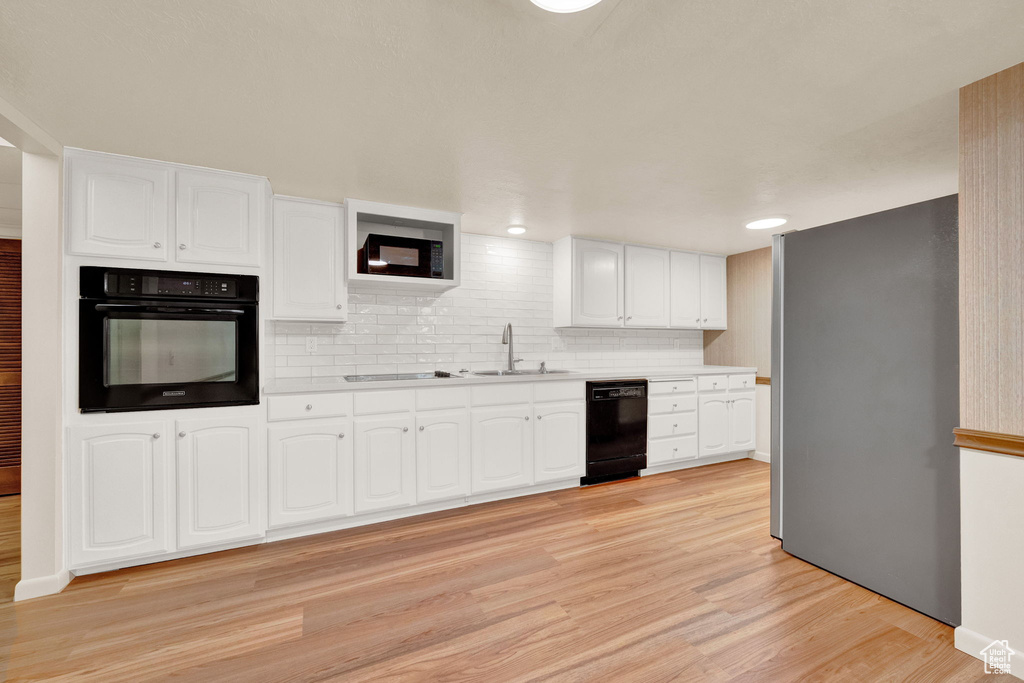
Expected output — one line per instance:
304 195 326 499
502 323 523 373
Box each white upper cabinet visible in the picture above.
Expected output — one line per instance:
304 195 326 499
65 149 269 268
624 245 670 327
176 169 265 267
699 254 728 329
670 251 702 329
272 197 347 320
175 416 262 550
554 238 624 327
268 421 353 528
68 422 173 567
554 236 726 330
66 150 173 261
533 402 585 483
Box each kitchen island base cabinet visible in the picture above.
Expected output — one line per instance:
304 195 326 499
533 402 585 483
471 406 534 493
176 416 261 550
68 423 173 567
416 411 471 503
353 416 416 513
268 422 353 528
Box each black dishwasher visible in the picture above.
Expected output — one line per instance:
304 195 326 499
583 380 648 485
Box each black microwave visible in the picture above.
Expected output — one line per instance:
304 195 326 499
357 234 444 279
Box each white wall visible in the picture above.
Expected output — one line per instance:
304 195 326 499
15 151 67 601
269 233 705 378
0 145 20 239
956 448 1024 663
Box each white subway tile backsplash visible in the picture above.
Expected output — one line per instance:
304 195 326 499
268 233 704 379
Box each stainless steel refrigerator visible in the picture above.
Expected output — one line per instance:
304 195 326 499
770 194 960 626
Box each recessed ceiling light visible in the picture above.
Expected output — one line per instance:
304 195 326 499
745 217 788 230
530 0 603 13
0 136 14 148
507 225 527 235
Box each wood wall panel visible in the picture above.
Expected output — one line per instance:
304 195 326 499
703 246 772 375
0 239 19 494
959 61 1024 435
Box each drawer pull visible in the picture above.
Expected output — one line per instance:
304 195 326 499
305 404 313 411
672 403 677 408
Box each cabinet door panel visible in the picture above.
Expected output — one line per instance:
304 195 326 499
354 416 416 513
698 395 730 457
176 416 261 549
729 392 757 452
699 254 728 329
572 239 623 327
670 251 702 328
68 422 172 566
268 422 352 527
624 246 670 327
176 170 264 267
534 402 585 483
416 411 471 503
273 198 346 320
471 406 533 493
67 152 171 260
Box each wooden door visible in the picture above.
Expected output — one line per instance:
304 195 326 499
0 239 20 494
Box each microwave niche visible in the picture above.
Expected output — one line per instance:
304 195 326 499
358 234 444 279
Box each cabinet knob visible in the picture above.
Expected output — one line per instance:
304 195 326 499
336 304 344 309
179 243 187 250
673 447 678 452
525 416 530 421
152 432 160 439
403 427 409 432
153 242 161 249
338 433 345 439
178 431 186 438
618 316 623 321
673 423 678 428
305 404 313 411
626 316 632 321
419 425 425 431
695 318 700 323
537 415 543 420
672 403 677 408
704 318 708 323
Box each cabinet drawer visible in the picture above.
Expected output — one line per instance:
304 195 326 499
648 435 698 465
649 378 696 395
729 374 756 391
471 383 532 407
649 394 698 415
649 412 698 439
354 390 415 416
267 393 352 422
697 375 728 392
415 387 469 411
534 381 585 403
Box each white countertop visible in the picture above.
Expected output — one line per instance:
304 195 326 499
263 365 758 394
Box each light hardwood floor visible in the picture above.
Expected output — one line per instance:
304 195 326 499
0 461 1003 681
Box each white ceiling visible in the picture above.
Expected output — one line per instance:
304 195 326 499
0 0 1022 254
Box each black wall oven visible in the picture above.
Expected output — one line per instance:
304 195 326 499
79 266 259 412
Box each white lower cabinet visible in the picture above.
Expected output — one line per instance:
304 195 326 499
697 395 731 457
353 415 416 513
176 416 261 550
268 421 353 528
728 392 757 452
68 422 173 567
533 402 585 483
471 405 533 493
415 410 471 503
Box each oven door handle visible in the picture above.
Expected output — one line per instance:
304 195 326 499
93 304 248 315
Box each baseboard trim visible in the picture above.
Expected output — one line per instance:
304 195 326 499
14 569 71 602
750 451 770 464
955 625 1021 677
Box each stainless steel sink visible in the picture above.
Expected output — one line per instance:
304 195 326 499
473 369 573 376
